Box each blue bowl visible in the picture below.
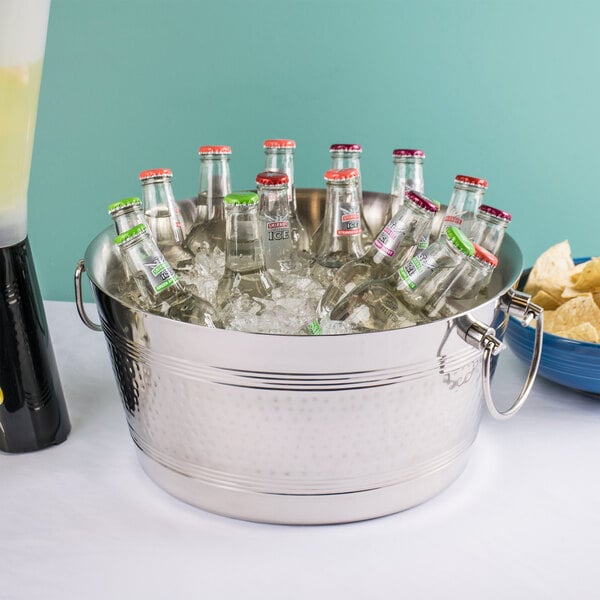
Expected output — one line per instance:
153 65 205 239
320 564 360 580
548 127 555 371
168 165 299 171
505 257 600 396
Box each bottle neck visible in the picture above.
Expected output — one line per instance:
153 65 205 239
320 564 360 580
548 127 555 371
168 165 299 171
331 153 363 199
111 207 145 235
390 159 424 200
120 232 182 301
258 184 289 217
371 201 433 265
471 213 508 255
330 151 361 171
264 149 296 210
141 177 184 244
394 234 469 305
198 156 232 213
444 183 486 230
224 203 267 273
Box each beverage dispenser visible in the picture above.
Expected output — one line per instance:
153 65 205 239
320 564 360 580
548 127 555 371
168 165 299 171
0 0 70 452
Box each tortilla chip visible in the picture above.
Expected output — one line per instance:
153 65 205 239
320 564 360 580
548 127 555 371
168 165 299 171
572 257 600 291
531 289 562 310
553 322 600 343
524 240 574 299
554 293 600 331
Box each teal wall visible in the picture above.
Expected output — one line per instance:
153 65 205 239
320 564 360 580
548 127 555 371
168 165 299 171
30 0 598 301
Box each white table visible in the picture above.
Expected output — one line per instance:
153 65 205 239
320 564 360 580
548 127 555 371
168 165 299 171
2 301 600 599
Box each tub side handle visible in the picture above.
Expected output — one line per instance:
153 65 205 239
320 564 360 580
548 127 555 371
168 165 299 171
457 289 544 420
74 259 102 332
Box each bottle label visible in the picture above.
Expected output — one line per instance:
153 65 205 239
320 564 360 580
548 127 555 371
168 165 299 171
266 219 290 241
373 216 408 257
398 250 438 290
144 256 179 293
307 320 322 335
335 209 362 237
417 232 429 250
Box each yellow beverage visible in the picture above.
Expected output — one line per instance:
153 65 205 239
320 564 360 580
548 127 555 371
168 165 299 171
0 60 43 245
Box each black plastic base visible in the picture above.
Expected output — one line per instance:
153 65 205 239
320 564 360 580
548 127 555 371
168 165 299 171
0 238 70 453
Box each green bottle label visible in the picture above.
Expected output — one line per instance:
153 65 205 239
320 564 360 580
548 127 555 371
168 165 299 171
307 320 323 335
398 250 438 291
145 256 179 293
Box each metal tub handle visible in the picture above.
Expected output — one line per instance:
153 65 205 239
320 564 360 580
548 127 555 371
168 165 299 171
457 288 543 420
74 259 102 332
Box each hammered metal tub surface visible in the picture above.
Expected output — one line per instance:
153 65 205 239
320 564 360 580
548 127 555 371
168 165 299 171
81 189 525 524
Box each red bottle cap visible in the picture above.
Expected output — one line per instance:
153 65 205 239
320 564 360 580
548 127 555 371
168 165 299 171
478 204 512 222
256 171 289 186
454 174 488 189
330 143 362 153
198 145 231 155
393 149 425 158
324 168 359 182
473 243 498 267
405 190 439 213
263 139 296 149
138 168 172 181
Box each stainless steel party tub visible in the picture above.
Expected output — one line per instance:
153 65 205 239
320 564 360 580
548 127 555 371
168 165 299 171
75 189 543 524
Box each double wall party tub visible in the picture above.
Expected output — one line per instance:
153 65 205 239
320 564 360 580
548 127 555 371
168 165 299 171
75 190 543 524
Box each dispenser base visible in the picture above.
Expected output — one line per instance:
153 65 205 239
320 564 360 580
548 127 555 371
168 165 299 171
0 238 70 453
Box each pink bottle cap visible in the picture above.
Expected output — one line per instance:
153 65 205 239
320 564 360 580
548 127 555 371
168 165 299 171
455 174 488 189
405 190 439 212
478 204 512 222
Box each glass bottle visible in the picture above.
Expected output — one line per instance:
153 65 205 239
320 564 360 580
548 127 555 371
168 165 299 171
388 149 426 220
422 243 498 321
442 174 488 237
138 168 194 270
185 145 232 255
317 190 439 318
114 223 220 328
319 227 474 333
108 197 145 235
215 192 276 311
313 168 366 282
263 139 310 254
416 199 440 251
329 143 373 245
107 197 145 294
256 170 299 274
470 204 512 255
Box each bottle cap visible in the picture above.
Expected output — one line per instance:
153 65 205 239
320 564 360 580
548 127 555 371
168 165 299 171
393 149 425 158
324 168 359 182
473 243 498 267
139 168 173 181
223 192 259 205
445 226 475 256
478 204 512 222
107 197 142 216
405 190 439 213
330 143 362 153
114 223 148 246
198 145 231 155
263 139 296 149
256 171 289 186
454 174 488 189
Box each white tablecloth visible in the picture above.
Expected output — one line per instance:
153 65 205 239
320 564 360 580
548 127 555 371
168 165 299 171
2 301 599 599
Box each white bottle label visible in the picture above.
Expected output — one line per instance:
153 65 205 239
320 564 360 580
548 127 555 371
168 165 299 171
373 216 408 257
335 208 362 237
398 250 438 290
